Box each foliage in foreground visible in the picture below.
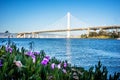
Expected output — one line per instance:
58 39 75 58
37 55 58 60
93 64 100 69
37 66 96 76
0 45 120 80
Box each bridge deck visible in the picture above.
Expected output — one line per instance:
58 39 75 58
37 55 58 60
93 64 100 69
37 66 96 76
18 25 120 35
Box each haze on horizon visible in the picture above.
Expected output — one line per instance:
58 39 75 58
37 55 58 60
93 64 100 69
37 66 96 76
0 0 120 33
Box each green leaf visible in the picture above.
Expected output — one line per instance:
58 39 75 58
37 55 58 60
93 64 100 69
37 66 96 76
8 69 14 76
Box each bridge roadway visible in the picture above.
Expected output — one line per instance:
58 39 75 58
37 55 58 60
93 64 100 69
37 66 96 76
17 25 120 38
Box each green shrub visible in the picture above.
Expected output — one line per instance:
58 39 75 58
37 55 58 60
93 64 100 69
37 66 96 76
0 44 119 80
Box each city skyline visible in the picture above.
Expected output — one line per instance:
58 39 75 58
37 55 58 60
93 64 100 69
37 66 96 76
0 0 120 33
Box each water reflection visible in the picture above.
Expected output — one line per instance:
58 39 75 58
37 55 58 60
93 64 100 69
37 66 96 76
66 38 71 63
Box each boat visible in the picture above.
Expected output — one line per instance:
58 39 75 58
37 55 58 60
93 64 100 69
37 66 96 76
117 38 120 40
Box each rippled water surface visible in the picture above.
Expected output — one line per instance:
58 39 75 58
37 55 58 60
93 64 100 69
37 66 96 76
0 38 120 74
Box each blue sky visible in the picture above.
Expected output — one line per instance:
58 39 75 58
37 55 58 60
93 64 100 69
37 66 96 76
0 0 120 33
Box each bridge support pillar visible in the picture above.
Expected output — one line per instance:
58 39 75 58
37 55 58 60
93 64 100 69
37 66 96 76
28 34 30 38
24 34 26 38
87 28 90 37
100 28 103 31
20 34 23 38
36 34 39 38
32 33 35 38
116 28 118 34
67 12 70 38
17 34 20 38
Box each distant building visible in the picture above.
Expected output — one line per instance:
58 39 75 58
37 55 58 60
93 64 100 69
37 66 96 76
118 32 120 37
0 33 17 38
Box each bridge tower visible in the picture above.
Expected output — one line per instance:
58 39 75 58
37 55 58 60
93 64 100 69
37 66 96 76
67 12 70 38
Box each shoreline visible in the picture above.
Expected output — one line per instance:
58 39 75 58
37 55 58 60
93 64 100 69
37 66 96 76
0 37 119 39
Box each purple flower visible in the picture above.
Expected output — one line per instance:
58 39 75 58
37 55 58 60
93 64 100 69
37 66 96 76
45 56 50 60
51 63 55 69
0 60 3 67
64 62 67 68
6 47 12 53
26 51 33 56
44 58 49 62
41 57 50 65
41 59 48 65
26 51 36 63
9 48 12 53
34 51 40 55
6 47 9 51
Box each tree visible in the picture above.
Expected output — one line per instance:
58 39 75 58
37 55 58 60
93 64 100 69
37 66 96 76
111 31 118 38
5 30 9 33
89 32 98 37
4 30 11 46
98 30 108 36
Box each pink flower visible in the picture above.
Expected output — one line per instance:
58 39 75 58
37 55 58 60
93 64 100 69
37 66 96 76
0 60 3 67
62 69 67 73
32 56 36 63
57 64 61 69
14 61 23 68
51 63 55 69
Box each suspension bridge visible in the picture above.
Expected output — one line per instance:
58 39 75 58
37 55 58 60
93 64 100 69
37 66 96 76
17 12 120 38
